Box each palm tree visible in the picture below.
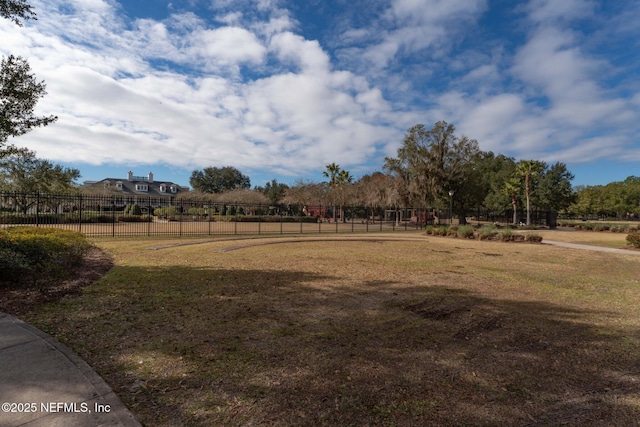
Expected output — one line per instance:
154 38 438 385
516 160 544 226
322 163 341 221
323 163 341 187
336 170 353 222
503 178 520 226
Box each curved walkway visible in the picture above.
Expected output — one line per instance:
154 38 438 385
543 240 640 255
0 312 140 427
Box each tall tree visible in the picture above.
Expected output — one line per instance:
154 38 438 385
503 178 521 225
1 1 57 156
282 180 328 213
516 160 545 225
536 162 576 212
384 121 480 213
356 172 393 222
334 169 353 222
323 163 341 187
472 152 517 213
189 166 251 194
256 179 288 205
0 148 80 212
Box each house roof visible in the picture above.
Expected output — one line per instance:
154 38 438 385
85 177 189 197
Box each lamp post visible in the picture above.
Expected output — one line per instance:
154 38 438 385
448 190 454 225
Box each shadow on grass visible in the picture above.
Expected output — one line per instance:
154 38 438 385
33 265 640 427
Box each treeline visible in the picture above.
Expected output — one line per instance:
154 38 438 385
2 121 637 223
570 177 640 219
188 122 578 225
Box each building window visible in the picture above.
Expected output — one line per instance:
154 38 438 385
170 185 177 193
159 184 167 193
116 181 123 190
136 184 148 192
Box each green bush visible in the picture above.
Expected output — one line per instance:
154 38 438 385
593 223 610 232
187 207 207 216
123 204 142 215
456 225 475 239
435 226 448 236
626 232 640 248
499 228 515 242
477 226 498 241
525 233 543 243
0 227 93 287
154 206 178 217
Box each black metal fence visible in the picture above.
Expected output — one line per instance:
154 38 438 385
0 192 558 237
0 192 436 237
467 208 557 228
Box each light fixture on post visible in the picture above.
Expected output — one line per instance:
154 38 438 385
448 190 454 225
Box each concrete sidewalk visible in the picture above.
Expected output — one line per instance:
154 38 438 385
543 240 640 255
0 312 140 427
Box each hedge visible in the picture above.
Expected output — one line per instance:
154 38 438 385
0 227 93 287
627 233 640 249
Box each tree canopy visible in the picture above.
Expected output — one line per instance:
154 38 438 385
0 0 36 26
189 166 251 194
384 121 481 210
0 148 79 192
1 1 57 156
255 179 288 205
1 56 58 148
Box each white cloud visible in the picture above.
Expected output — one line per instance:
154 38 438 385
1 0 638 185
523 0 596 25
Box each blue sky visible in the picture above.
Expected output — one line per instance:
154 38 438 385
1 0 639 188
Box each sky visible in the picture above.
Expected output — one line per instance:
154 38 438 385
1 0 639 189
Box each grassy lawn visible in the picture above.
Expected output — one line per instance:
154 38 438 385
536 229 632 249
24 232 640 426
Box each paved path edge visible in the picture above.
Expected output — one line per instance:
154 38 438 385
1 312 141 427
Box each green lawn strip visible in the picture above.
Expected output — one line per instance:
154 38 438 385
24 236 640 426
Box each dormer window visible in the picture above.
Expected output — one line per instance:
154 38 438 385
116 181 123 190
103 180 111 189
136 184 148 192
159 184 167 193
170 185 177 194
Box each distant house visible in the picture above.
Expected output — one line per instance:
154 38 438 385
83 171 189 212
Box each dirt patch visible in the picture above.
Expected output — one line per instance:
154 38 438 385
0 247 114 317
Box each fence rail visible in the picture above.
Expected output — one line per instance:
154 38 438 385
0 192 435 237
0 192 557 237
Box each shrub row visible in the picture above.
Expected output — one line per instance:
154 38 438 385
425 225 543 243
557 221 639 233
0 227 93 287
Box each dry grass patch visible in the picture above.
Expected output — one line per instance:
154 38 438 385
536 230 631 249
24 234 640 426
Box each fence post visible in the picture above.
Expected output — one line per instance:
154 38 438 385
351 207 354 232
78 194 82 234
35 192 40 227
147 197 151 237
179 198 183 237
112 196 115 237
366 207 369 232
234 202 238 235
